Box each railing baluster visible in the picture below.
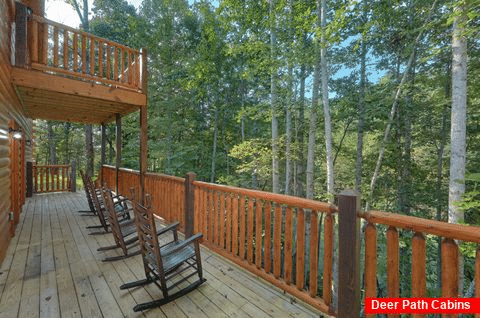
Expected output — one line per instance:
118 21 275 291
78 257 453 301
63 29 68 69
239 195 246 260
98 41 103 78
364 222 377 318
53 26 59 67
42 23 48 65
89 37 95 75
323 212 333 305
202 189 208 241
284 206 293 284
273 203 282 279
106 45 111 80
114 47 119 80
255 199 263 270
81 35 86 74
207 190 213 244
31 20 38 63
296 208 305 290
309 210 319 298
387 226 400 318
232 195 239 256
264 201 272 274
219 192 225 249
226 194 232 253
120 49 125 82
442 238 459 297
73 33 78 72
128 50 133 84
247 197 254 264
412 232 426 296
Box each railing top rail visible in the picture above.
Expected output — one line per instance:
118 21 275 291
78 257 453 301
194 180 338 213
361 210 480 243
34 164 71 168
30 14 142 55
103 165 185 183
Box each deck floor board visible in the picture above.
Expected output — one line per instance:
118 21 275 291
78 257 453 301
0 192 321 318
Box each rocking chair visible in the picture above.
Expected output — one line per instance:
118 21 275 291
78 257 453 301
97 188 141 261
120 199 206 312
84 176 130 234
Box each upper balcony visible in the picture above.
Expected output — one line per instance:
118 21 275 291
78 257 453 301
11 4 147 124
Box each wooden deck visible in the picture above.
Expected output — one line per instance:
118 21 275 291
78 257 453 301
0 192 322 318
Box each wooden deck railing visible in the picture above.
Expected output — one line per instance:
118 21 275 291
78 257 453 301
100 165 480 317
17 12 144 92
32 164 75 193
101 165 337 314
360 210 480 318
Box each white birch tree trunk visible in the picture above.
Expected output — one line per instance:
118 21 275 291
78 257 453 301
449 2 467 295
320 0 334 202
270 0 280 194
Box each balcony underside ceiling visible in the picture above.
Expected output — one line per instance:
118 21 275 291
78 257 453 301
11 67 147 124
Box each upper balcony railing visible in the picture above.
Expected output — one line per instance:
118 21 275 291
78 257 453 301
15 9 145 92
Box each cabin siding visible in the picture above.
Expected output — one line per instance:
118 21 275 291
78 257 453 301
0 0 32 264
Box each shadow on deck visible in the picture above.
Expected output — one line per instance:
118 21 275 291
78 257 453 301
0 192 321 317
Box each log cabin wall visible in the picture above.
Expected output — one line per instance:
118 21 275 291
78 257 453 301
0 0 34 264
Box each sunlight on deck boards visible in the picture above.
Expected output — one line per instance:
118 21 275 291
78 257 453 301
0 192 321 318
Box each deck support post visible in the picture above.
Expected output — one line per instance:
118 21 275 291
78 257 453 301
139 48 148 205
184 172 196 238
70 160 76 192
115 114 122 194
100 123 106 187
26 161 33 197
337 189 361 318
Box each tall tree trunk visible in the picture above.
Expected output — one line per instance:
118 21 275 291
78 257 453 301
436 80 450 292
270 0 280 194
211 107 219 183
321 0 334 201
306 63 320 200
63 122 71 164
47 121 56 165
71 0 94 178
449 2 467 294
285 0 294 196
368 0 438 205
355 20 367 193
295 65 306 197
84 125 93 177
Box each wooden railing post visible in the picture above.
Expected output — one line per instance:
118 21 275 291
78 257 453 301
185 172 196 238
26 161 33 197
70 160 76 192
337 189 361 318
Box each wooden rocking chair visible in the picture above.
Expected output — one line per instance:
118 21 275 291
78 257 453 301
97 188 141 261
120 199 206 312
85 176 130 234
78 169 96 214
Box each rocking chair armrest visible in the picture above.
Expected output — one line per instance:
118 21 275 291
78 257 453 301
162 233 203 257
156 222 180 237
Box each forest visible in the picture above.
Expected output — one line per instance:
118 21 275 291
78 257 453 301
36 0 479 217
32 0 480 299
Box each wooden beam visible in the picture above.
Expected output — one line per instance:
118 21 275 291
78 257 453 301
11 68 147 106
337 190 361 318
115 114 121 194
139 48 148 204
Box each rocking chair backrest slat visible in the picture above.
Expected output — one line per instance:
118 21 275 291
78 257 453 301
133 200 165 275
